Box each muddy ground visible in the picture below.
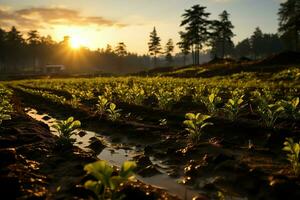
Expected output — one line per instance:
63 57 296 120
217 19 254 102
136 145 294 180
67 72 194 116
0 95 179 200
1 86 300 200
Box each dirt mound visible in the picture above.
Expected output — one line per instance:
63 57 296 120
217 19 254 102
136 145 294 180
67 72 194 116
207 57 236 65
259 51 300 66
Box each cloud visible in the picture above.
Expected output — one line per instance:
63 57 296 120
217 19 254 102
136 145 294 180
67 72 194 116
0 6 126 30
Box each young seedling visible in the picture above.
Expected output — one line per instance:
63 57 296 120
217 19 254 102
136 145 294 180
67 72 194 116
279 97 300 121
283 138 300 176
53 117 81 145
201 92 222 116
69 94 81 108
257 103 284 128
155 89 174 110
223 91 247 121
96 96 109 117
0 99 13 125
183 113 213 144
106 103 121 121
84 160 136 200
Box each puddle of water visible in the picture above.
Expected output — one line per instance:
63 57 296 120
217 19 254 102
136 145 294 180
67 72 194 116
25 107 247 200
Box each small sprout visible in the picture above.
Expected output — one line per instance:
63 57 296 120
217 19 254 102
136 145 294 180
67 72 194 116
96 96 109 117
283 138 300 176
257 103 284 128
69 94 81 108
84 160 136 200
279 97 300 121
106 103 121 121
223 90 247 121
183 113 213 144
53 117 81 145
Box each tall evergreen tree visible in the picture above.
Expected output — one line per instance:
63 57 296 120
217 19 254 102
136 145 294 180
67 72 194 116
148 27 162 67
251 27 264 59
6 26 24 71
177 32 191 66
165 39 174 65
27 30 42 71
210 10 235 58
180 4 211 65
235 38 252 58
114 42 127 57
278 0 300 51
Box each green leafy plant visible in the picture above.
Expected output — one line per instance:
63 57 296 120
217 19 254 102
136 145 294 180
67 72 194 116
84 160 136 200
279 97 300 121
257 103 284 128
96 96 109 117
0 99 13 125
69 94 81 108
53 117 81 144
223 91 247 121
183 113 213 143
283 138 300 176
0 87 13 126
201 91 222 116
106 103 121 121
155 89 174 110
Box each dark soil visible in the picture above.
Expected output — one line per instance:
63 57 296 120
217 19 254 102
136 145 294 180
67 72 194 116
9 85 300 199
0 95 179 200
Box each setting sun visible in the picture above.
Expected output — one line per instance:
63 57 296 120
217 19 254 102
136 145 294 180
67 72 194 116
70 35 87 49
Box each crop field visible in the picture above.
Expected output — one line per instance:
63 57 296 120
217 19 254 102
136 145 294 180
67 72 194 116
1 68 300 199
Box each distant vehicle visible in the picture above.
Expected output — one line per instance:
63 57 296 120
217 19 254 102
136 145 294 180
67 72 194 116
45 65 65 74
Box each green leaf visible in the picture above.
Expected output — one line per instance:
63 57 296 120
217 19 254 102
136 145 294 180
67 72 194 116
120 161 136 178
66 117 74 124
84 180 101 195
185 113 195 120
292 97 299 108
200 122 213 129
110 103 116 111
283 146 291 152
237 98 244 105
208 93 215 103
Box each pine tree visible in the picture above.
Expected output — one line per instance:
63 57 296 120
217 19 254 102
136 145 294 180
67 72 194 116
148 27 162 67
114 42 127 57
27 30 42 71
165 39 174 65
235 38 252 58
278 0 300 51
210 10 235 58
251 27 264 59
180 5 211 65
177 31 191 66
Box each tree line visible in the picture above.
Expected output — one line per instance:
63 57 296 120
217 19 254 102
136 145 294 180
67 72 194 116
148 1 300 66
0 0 299 74
0 27 156 74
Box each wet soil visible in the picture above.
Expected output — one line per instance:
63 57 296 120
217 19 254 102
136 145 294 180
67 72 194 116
0 95 180 200
5 86 300 200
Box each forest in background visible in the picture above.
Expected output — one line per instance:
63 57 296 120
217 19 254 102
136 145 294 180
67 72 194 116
0 0 299 74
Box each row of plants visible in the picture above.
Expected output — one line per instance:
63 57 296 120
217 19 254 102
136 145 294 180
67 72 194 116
14 77 298 106
16 80 299 130
0 84 13 125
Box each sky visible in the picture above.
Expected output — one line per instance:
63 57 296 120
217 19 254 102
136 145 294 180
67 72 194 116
0 0 283 54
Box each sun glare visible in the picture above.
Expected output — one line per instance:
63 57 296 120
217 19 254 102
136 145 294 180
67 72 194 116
70 35 87 49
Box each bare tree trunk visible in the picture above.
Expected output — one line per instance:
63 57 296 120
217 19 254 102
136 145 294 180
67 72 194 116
192 45 195 65
222 40 225 59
